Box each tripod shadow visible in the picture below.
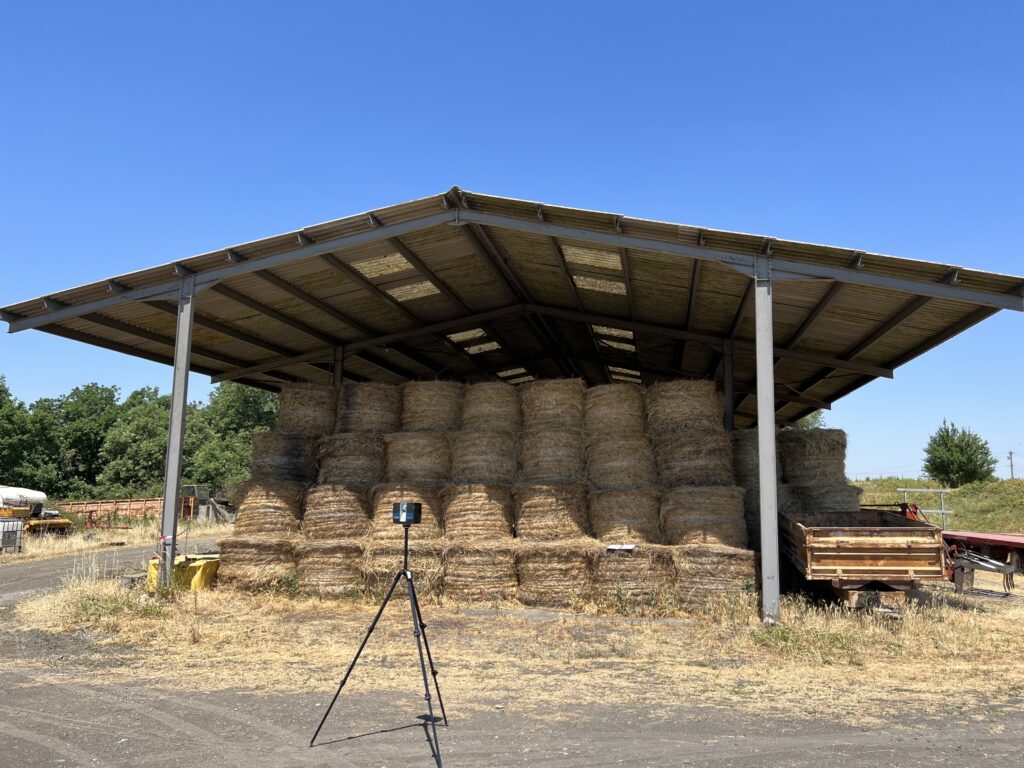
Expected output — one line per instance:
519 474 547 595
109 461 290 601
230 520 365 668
314 714 445 766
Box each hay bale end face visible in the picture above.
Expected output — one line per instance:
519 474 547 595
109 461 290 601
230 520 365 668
660 486 747 548
793 484 863 514
443 544 517 601
275 383 338 435
588 489 663 543
318 433 385 484
385 432 450 483
584 383 644 436
336 382 402 433
673 544 757 612
516 540 599 607
513 484 589 541
250 432 317 483
232 481 305 536
296 539 365 598
592 544 676 605
364 540 444 598
450 431 516 484
778 428 848 486
441 484 513 541
519 429 585 483
520 379 585 431
217 535 296 589
645 380 724 436
302 484 371 539
654 430 734 488
586 434 656 490
371 484 442 540
402 381 464 432
461 382 520 432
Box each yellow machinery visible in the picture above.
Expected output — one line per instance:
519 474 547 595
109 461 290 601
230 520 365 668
0 486 73 535
146 553 220 592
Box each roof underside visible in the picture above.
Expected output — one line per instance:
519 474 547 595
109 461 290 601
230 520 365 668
3 187 1022 428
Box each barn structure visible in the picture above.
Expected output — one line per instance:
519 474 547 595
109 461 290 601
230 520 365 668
3 187 1022 620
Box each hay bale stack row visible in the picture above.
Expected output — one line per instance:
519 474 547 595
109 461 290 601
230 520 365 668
778 428 863 513
224 378 758 607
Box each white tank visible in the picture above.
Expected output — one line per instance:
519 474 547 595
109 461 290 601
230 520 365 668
0 486 48 508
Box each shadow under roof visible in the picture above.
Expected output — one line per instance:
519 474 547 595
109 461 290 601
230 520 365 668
3 186 1022 427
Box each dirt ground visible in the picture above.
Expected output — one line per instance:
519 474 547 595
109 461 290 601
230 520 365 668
1 549 1022 767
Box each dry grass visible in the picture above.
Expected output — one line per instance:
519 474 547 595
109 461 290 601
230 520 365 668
0 520 232 565
13 569 1024 725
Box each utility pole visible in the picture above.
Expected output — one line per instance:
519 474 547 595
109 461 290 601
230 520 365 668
1010 451 1015 480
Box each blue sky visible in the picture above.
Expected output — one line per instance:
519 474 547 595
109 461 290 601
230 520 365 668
1 2 1021 479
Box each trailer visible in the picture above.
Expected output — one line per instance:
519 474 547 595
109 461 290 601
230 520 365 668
780 508 946 609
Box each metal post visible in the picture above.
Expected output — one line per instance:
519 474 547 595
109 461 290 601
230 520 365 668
753 260 781 623
158 276 196 588
722 340 735 432
331 345 345 386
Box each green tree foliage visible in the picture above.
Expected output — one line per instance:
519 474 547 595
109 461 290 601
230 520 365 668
1 379 278 500
0 376 30 485
923 420 997 488
792 411 826 430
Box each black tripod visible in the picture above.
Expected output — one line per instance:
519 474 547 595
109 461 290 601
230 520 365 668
309 524 448 763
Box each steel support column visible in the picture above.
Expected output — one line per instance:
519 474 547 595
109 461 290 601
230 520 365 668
753 261 781 623
332 346 345 386
723 340 735 432
159 277 196 588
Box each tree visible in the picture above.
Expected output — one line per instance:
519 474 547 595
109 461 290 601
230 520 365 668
923 420 997 487
792 411 826 430
0 376 30 485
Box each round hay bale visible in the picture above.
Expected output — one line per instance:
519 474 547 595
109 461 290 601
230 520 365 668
645 380 724 436
586 435 656 490
592 544 676 607
370 484 442 540
793 484 862 513
443 544 517 601
296 539 365 598
520 429 584 482
584 383 644 436
441 484 513 541
673 544 757 612
364 540 444 598
302 484 371 539
588 490 663 543
778 428 848 486
660 486 747 548
275 383 338 435
653 430 734 487
516 540 599 607
250 432 317 483
217 535 296 589
731 428 781 491
450 431 516 484
318 433 385 484
385 432 450 483
461 382 520 432
401 381 463 432
513 484 589 541
232 481 304 535
520 379 585 431
336 382 402 433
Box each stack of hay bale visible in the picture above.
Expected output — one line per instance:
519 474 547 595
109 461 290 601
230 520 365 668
779 429 862 514
515 379 596 607
218 377 758 613
646 380 751 611
220 383 338 589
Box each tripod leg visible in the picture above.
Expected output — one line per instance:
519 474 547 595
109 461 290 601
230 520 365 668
405 572 443 766
408 575 448 726
309 570 405 747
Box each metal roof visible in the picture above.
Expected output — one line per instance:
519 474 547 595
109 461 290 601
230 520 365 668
3 186 1022 427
